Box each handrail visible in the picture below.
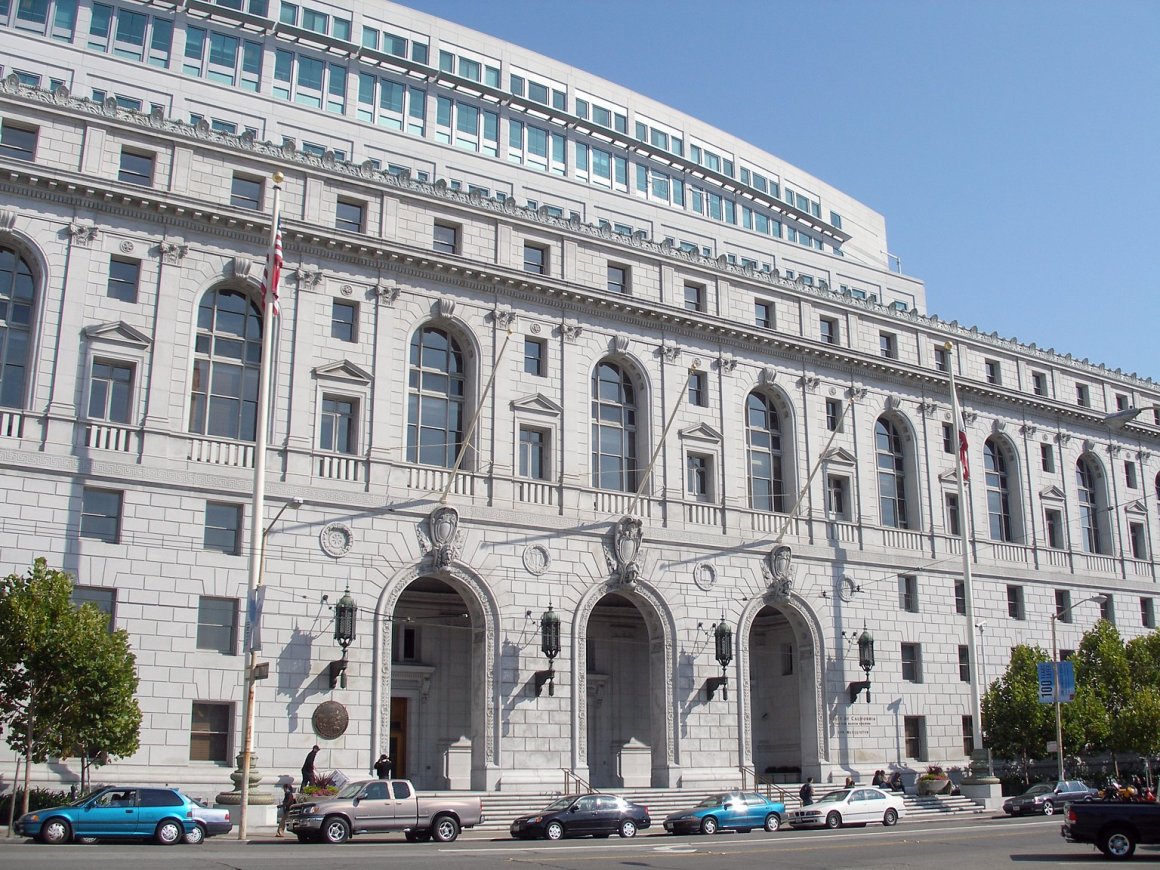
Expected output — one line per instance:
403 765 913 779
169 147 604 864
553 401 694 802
562 768 592 794
739 765 788 803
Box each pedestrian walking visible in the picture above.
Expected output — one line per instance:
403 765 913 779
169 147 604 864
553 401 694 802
373 753 393 779
301 745 320 788
276 782 295 838
799 777 814 806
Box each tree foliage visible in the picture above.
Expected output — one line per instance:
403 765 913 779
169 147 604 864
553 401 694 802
0 558 141 768
981 644 1054 780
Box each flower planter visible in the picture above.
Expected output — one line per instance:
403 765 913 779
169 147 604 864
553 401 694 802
918 777 951 795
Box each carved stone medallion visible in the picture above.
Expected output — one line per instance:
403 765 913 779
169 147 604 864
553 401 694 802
693 563 717 592
319 522 353 558
312 701 349 740
522 544 551 576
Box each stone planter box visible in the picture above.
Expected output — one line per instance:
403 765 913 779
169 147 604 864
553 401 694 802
917 777 951 795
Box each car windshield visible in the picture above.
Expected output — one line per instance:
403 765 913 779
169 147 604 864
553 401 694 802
335 782 365 799
541 796 577 812
1024 784 1052 796
818 790 850 804
695 795 728 808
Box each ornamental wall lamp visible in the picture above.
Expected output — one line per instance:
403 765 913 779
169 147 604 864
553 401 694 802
705 614 733 702
534 604 561 697
847 628 875 704
328 586 357 689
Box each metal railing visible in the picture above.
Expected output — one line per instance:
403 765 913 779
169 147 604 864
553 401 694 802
562 769 591 794
738 765 788 803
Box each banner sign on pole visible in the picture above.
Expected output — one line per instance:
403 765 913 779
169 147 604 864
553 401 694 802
1038 661 1075 703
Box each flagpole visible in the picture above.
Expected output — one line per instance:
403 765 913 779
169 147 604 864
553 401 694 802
945 341 984 769
238 171 283 839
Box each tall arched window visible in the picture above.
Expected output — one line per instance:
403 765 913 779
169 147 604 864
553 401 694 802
189 288 262 441
746 391 785 512
875 417 909 529
0 245 35 409
591 361 637 491
406 326 465 467
1076 456 1107 554
984 437 1013 542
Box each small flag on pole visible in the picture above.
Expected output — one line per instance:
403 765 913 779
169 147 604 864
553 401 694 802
958 411 971 481
261 218 283 315
246 585 266 652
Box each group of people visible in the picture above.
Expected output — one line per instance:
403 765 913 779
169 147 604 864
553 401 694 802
872 770 905 792
274 746 395 837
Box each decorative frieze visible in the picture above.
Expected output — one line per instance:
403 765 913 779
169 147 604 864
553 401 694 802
67 221 99 246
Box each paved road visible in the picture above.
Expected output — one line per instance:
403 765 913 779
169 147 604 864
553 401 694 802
0 814 1139 869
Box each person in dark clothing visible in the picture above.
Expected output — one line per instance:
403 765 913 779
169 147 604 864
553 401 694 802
276 783 295 837
301 745 320 788
799 777 814 806
373 754 393 779
872 770 885 788
888 771 904 792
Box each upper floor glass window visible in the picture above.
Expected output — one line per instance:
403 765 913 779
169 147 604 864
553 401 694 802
10 0 76 40
0 245 34 408
0 121 37 160
184 26 261 89
272 48 345 112
357 73 425 135
1076 455 1108 554
983 438 1014 542
189 288 261 442
875 417 909 529
406 326 465 468
88 359 133 423
591 361 638 492
746 392 785 513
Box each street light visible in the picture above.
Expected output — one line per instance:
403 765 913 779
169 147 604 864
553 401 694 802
1102 405 1160 429
534 605 561 697
328 587 357 689
1050 593 1109 782
705 615 733 701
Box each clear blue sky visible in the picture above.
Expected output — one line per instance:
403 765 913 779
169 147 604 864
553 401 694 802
401 0 1159 383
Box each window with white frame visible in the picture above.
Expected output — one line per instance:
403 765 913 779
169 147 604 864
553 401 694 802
1007 584 1025 620
0 245 34 410
899 575 918 613
686 452 713 502
272 49 346 112
958 645 970 682
319 395 357 454
1100 595 1115 624
901 643 922 682
945 492 961 536
189 288 262 442
184 26 261 90
407 326 466 468
904 716 925 759
1032 371 1049 397
1055 589 1072 621
357 73 425 134
591 360 638 492
825 475 849 521
954 579 966 616
607 264 629 294
575 141 627 191
507 117 563 173
80 487 122 543
1041 442 1055 472
190 701 231 763
519 426 549 480
1130 522 1148 559
1141 597 1155 629
88 359 133 423
203 502 242 554
687 370 707 408
1045 508 1065 549
819 316 838 345
634 164 685 207
825 398 843 432
747 392 786 513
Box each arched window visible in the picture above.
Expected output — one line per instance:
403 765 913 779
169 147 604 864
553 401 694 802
746 392 785 512
0 245 35 409
984 438 1013 542
875 417 909 529
406 326 465 467
591 361 637 491
189 288 262 441
1076 456 1107 554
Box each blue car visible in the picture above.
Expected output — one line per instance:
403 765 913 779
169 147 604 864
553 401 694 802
15 786 198 845
663 790 786 835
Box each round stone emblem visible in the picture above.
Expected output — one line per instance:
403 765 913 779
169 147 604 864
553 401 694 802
838 575 858 603
522 544 551 576
320 522 353 558
693 563 717 592
312 701 349 740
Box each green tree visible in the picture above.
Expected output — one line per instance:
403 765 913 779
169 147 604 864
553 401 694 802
982 644 1054 783
0 559 141 813
1072 620 1131 756
1125 631 1160 691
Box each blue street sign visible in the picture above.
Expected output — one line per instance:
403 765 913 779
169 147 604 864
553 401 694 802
1037 661 1076 703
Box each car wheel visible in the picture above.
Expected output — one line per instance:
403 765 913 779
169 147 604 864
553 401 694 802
1100 828 1136 860
183 824 206 845
545 820 564 841
1042 801 1055 816
154 819 183 846
700 816 719 835
825 811 842 829
39 818 71 845
76 836 99 845
765 813 781 832
883 808 898 827
619 819 637 838
433 815 460 843
322 816 351 844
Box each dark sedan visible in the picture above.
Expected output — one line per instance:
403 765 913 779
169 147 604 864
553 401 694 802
1003 780 1096 816
510 793 650 840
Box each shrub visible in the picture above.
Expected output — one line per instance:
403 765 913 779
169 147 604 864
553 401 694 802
0 788 71 818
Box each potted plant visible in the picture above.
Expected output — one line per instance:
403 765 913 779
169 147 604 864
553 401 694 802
302 772 340 798
917 765 952 795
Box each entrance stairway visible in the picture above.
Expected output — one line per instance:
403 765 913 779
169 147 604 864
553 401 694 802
448 784 986 832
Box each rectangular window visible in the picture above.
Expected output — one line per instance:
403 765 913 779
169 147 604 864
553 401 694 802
88 359 133 423
675 371 704 410
899 574 918 613
1126 461 1138 489
1055 589 1072 622
335 199 365 233
518 426 548 480
196 595 237 653
107 257 140 303
314 394 356 454
331 300 357 342
523 337 545 376
901 643 922 683
1045 509 1064 549
1142 597 1155 629
432 222 458 254
203 502 241 554
879 332 897 359
942 422 954 454
1007 584 1025 620
985 359 1001 385
754 300 773 329
1101 595 1114 624
1041 443 1055 472
958 645 971 682
1130 522 1147 559
392 625 418 662
607 264 628 294
780 642 793 676
933 346 949 373
825 475 849 521
683 282 704 312
954 579 966 616
818 317 838 345
80 487 121 543
1032 371 1048 397
190 701 231 763
118 148 155 186
962 715 974 756
230 174 262 210
686 453 712 501
1076 383 1090 407
523 243 546 274
946 492 961 536
825 398 843 432
1116 393 1129 411
0 121 37 161
904 716 925 760
71 585 115 631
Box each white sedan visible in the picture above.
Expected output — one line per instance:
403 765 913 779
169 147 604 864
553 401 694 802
788 787 905 829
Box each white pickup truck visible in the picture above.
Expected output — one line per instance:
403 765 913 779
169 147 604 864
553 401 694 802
285 778 483 844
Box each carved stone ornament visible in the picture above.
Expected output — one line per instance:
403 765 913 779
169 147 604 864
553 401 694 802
717 354 738 375
611 515 644 588
837 575 858 603
158 240 189 265
522 544 551 576
375 282 400 305
296 267 322 288
1021 423 1038 437
762 544 794 598
918 399 938 417
760 366 778 387
0 208 15 233
884 394 903 411
992 419 1007 434
68 221 100 246
119 240 134 254
660 343 682 363
693 563 717 592
312 701 350 740
1083 438 1096 453
319 522 353 558
435 297 457 319
848 384 868 401
801 375 821 391
612 335 631 354
340 284 353 297
561 322 583 342
962 410 978 426
231 257 255 281
1056 432 1072 447
493 308 517 330
421 505 462 568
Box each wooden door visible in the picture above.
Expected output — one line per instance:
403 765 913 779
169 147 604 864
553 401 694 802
390 697 407 780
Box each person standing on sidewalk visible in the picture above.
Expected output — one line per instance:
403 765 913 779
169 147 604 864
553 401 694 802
799 777 814 806
275 783 295 838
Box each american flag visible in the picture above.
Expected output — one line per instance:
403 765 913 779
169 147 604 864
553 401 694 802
262 218 283 315
958 411 971 481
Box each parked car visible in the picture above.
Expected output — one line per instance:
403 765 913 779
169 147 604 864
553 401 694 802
1004 780 1096 816
788 787 905 829
664 790 786 834
510 793 650 840
1062 799 1160 859
14 786 198 845
285 778 482 843
185 799 233 844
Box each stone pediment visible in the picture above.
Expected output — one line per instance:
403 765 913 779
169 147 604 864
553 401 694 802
678 423 721 443
83 320 151 348
938 469 961 484
313 360 372 384
1125 499 1148 516
822 447 856 466
1040 484 1066 501
510 393 563 416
